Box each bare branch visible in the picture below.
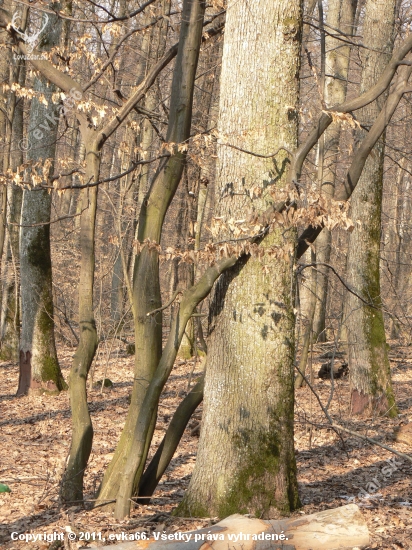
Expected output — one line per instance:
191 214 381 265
98 14 225 145
8 0 158 24
298 262 380 309
146 290 183 317
291 35 412 185
296 58 412 258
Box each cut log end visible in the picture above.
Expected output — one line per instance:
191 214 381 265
97 504 370 550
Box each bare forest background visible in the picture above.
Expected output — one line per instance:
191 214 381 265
0 0 412 548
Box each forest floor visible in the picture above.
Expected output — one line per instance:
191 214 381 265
0 342 411 550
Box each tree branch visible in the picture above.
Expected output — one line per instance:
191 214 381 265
296 58 412 258
146 290 182 317
8 0 158 24
98 14 225 145
291 35 412 186
298 262 379 309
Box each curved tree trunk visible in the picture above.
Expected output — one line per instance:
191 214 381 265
345 0 397 417
61 145 100 501
138 375 204 500
96 0 207 515
17 6 66 396
177 0 302 518
59 0 100 502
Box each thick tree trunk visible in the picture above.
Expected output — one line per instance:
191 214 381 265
0 45 24 362
17 7 66 395
96 505 370 550
312 0 357 341
0 0 11 262
96 0 207 516
0 185 23 362
345 0 398 417
177 0 302 518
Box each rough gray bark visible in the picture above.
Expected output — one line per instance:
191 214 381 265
177 0 302 518
18 6 66 395
345 0 398 417
0 31 25 362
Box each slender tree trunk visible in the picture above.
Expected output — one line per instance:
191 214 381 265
176 44 218 359
312 0 357 341
110 132 131 325
388 158 407 339
0 1 10 263
17 6 66 395
295 251 317 389
138 375 204 500
172 170 196 359
59 126 79 215
74 137 86 229
345 0 397 417
61 144 100 501
177 0 302 518
96 0 207 517
131 2 171 272
0 188 23 362
112 2 171 322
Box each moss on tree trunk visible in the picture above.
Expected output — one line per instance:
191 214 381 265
345 0 398 417
18 8 66 396
176 0 302 518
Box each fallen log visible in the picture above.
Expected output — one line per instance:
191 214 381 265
97 504 370 550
